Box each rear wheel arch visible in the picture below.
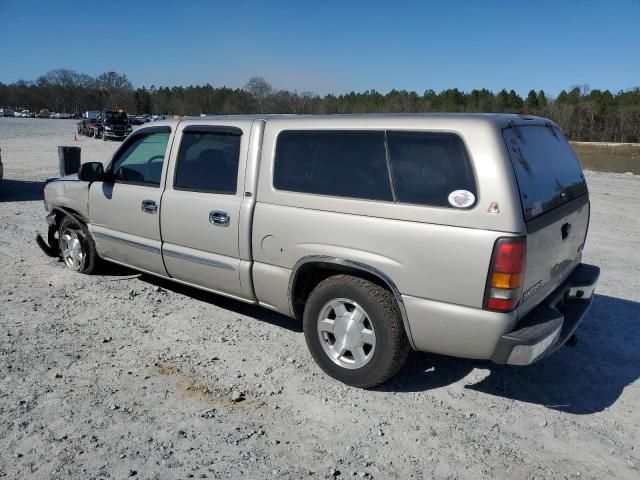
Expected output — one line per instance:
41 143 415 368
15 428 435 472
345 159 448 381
287 256 415 348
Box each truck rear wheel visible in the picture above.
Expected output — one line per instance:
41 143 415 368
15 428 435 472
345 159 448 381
303 274 409 388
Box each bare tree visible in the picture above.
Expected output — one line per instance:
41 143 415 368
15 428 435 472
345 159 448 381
96 71 133 109
245 76 272 113
36 69 83 112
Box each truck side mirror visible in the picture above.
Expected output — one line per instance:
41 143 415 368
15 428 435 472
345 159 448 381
78 162 105 182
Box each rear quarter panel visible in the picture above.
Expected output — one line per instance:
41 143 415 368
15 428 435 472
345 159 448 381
252 202 501 307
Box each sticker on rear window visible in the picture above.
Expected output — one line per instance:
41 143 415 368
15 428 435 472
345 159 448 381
530 200 543 217
448 190 475 208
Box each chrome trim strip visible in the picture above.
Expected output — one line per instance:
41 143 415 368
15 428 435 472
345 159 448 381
92 231 161 254
287 255 416 349
100 256 255 305
162 248 236 271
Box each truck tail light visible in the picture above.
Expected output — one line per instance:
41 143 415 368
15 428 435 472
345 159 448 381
484 237 526 312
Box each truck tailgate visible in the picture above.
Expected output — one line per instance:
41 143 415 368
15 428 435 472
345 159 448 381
502 124 589 314
521 197 589 310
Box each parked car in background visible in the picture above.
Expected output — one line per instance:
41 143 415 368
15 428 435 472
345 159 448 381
39 114 600 388
98 110 132 141
53 113 72 119
0 108 15 117
77 118 100 137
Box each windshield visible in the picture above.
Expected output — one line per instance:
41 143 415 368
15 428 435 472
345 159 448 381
503 125 587 221
104 112 127 124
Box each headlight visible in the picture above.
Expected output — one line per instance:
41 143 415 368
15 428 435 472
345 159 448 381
105 126 112 131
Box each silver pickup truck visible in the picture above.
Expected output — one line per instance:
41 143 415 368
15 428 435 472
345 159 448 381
38 114 600 387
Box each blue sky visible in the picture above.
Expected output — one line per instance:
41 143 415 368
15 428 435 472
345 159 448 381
1 0 638 96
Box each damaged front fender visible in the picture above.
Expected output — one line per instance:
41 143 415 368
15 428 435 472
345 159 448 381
36 213 60 258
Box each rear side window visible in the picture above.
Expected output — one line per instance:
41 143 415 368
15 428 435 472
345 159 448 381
174 131 241 194
503 125 587 221
273 131 393 201
274 130 477 208
387 132 476 207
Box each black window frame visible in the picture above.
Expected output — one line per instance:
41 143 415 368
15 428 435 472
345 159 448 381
272 129 478 209
106 126 171 188
172 125 243 195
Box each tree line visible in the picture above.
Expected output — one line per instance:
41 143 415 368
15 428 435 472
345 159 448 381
1 69 639 143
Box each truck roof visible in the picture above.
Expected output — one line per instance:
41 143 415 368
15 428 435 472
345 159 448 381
149 113 554 131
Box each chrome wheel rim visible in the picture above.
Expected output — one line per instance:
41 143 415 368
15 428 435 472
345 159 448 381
60 229 85 271
317 298 376 370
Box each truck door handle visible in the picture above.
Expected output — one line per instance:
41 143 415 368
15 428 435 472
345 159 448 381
141 199 158 214
209 210 230 227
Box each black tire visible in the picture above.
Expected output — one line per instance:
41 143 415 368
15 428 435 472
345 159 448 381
57 215 100 274
47 223 59 256
303 274 410 388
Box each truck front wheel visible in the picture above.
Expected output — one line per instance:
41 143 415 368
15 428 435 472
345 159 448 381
58 215 99 274
303 274 410 388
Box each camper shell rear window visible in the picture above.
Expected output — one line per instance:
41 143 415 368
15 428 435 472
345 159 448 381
503 125 587 221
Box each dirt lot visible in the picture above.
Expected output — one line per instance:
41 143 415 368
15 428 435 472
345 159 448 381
1 118 639 479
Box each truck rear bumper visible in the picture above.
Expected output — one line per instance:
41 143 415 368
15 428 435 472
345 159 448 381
491 263 600 365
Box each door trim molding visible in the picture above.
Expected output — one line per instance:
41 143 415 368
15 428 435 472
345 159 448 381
92 230 161 254
162 247 236 271
102 256 255 305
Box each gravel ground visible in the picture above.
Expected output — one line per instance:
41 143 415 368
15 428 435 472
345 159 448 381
0 118 639 479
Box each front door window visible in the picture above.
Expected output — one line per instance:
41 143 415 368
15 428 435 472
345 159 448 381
111 132 170 187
